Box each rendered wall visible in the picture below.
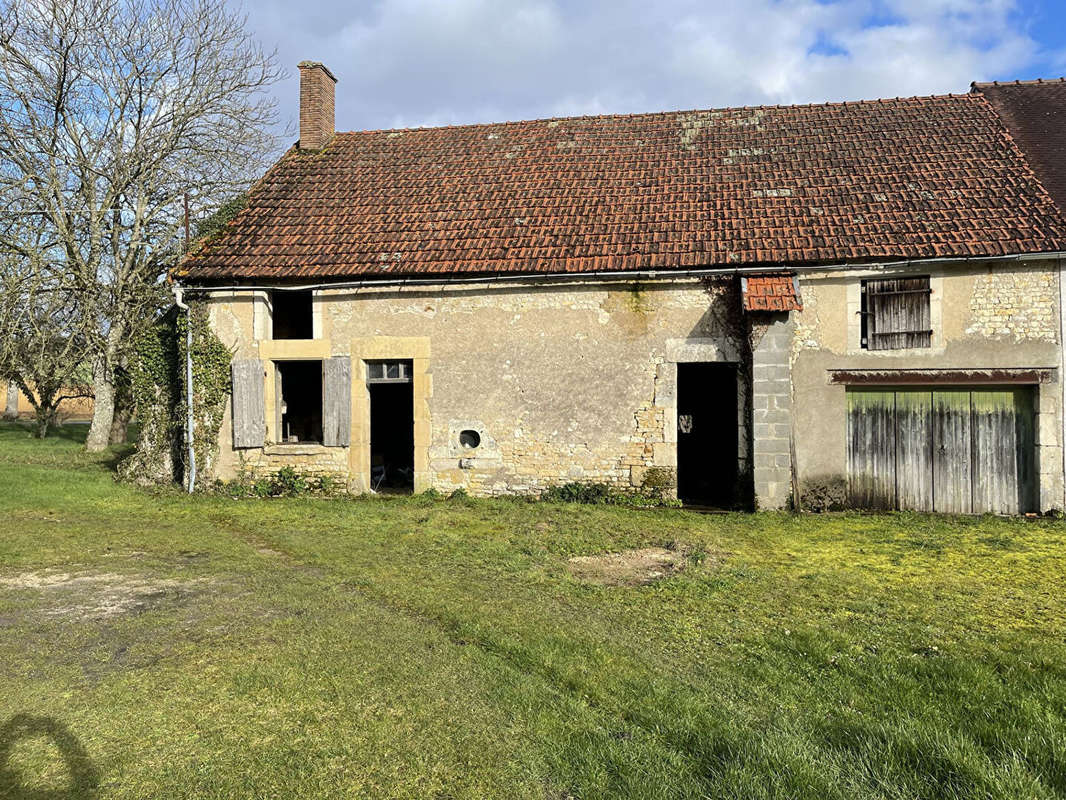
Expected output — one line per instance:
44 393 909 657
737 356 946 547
791 259 1064 512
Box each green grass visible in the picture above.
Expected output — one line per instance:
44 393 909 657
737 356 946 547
1 420 1064 799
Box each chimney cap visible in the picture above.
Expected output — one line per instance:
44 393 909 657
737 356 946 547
298 61 337 83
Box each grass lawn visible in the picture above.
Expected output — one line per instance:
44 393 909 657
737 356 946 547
1 422 1064 799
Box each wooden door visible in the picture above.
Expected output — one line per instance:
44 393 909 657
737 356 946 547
970 389 1035 515
847 387 1036 514
847 390 897 510
895 391 933 512
931 390 972 514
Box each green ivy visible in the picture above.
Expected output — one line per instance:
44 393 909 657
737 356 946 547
119 301 231 488
178 302 232 481
119 313 182 485
192 193 249 247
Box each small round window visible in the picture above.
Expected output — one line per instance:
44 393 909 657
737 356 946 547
459 429 481 449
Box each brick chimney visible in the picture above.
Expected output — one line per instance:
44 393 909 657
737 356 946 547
298 61 337 150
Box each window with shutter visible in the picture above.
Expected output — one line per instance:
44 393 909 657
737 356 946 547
861 277 932 350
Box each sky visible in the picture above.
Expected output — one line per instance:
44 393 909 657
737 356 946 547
234 0 1066 140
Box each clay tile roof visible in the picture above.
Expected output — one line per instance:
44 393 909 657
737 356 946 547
178 91 1066 283
973 78 1066 214
742 274 802 312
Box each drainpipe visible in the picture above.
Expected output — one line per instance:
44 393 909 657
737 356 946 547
1060 256 1066 511
173 286 196 493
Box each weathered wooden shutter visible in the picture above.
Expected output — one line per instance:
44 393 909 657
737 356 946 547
863 277 932 350
322 356 351 447
231 359 265 448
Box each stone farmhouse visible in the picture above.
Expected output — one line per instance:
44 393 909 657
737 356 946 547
176 63 1066 514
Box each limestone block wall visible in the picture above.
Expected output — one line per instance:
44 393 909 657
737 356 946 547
966 265 1058 341
206 277 754 500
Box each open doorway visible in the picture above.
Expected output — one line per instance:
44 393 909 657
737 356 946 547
676 362 740 508
276 360 323 443
367 360 414 493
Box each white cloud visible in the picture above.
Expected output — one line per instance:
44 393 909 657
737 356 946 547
235 0 1054 140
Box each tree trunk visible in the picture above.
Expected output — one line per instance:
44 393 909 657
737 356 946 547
109 402 131 445
3 382 18 420
34 405 58 438
107 364 132 445
85 355 115 452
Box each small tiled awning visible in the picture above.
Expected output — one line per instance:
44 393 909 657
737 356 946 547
740 273 802 312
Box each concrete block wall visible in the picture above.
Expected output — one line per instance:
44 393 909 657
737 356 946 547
751 314 794 509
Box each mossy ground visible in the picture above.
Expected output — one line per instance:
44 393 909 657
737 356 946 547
1 421 1064 798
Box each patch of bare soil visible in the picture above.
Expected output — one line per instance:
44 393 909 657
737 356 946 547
568 547 691 587
0 570 206 620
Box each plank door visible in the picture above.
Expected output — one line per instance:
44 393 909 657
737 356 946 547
847 390 897 509
970 389 1035 515
931 390 972 514
895 391 933 511
847 386 1036 514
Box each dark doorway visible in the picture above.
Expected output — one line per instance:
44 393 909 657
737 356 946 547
677 363 740 507
272 290 313 339
368 360 414 493
277 360 322 443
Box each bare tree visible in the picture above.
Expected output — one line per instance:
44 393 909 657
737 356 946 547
0 248 93 438
0 0 282 451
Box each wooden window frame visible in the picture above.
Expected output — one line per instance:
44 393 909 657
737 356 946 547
366 359 413 384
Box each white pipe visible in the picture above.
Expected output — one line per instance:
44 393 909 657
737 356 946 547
174 251 1066 295
1059 256 1066 510
172 287 196 493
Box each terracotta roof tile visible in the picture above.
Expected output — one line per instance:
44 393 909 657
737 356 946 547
742 274 802 312
178 92 1066 282
973 78 1066 215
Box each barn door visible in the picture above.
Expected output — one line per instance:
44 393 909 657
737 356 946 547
847 387 1036 514
322 357 351 447
895 391 933 512
847 390 897 510
970 389 1036 515
931 391 972 513
231 359 265 449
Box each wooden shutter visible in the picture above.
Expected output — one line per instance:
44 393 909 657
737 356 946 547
231 359 265 448
863 277 932 350
322 356 351 447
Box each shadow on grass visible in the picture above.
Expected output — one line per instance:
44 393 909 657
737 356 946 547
0 714 99 799
0 421 136 474
0 421 88 444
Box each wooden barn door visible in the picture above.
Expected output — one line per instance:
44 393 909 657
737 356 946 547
847 387 1036 514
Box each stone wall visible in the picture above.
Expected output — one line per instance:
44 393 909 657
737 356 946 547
207 277 755 501
966 264 1058 341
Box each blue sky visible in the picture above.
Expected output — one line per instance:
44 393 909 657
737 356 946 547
236 0 1066 138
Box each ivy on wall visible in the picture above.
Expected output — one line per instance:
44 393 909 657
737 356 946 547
119 301 232 488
